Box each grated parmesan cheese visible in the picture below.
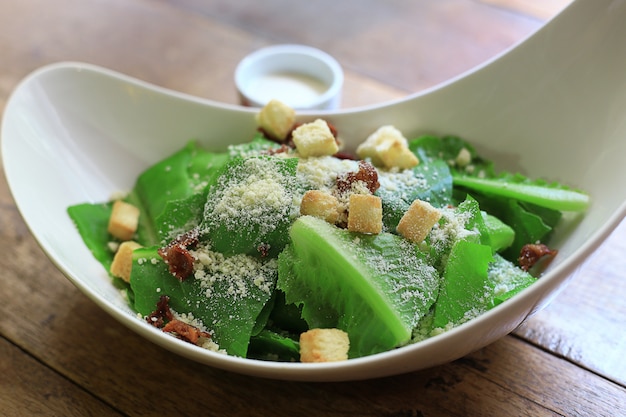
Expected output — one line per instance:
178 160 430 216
427 207 477 251
203 157 297 241
296 156 359 192
190 245 277 299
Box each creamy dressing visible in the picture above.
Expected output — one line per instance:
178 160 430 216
247 72 328 108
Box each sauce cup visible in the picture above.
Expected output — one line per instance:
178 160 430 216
235 44 344 110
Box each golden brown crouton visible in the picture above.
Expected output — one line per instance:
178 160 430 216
300 328 350 363
107 200 140 241
300 190 340 224
356 125 419 169
396 199 442 243
110 240 142 283
292 119 339 157
347 194 383 234
255 99 296 141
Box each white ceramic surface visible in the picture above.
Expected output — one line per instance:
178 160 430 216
2 0 626 382
235 44 343 110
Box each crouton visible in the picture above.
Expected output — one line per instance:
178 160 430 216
110 240 142 283
255 99 296 141
356 125 419 169
300 328 350 363
108 200 140 241
455 147 472 167
292 119 339 157
396 199 442 243
347 194 383 234
256 99 296 142
300 190 340 224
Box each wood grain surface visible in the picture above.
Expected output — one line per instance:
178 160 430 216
1 1 625 416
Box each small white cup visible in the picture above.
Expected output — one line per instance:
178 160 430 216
235 44 344 110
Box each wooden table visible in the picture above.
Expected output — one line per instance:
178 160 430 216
2 1 625 415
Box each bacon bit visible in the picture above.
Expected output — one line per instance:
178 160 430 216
257 243 271 258
162 319 212 344
162 245 195 280
518 243 558 272
146 295 174 328
336 160 380 194
285 123 302 143
146 296 212 345
325 121 339 139
333 151 358 160
158 228 199 281
262 144 291 155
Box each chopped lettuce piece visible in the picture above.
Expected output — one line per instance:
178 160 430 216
200 156 299 257
68 202 114 271
432 239 494 329
266 290 309 335
278 215 440 358
154 192 208 244
431 246 536 330
489 254 536 306
126 142 200 245
482 212 515 253
248 329 300 362
150 148 231 242
453 175 590 212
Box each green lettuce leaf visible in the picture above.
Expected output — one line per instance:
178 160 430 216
200 156 299 257
432 239 494 329
453 174 590 212
127 142 230 245
247 329 300 362
489 254 536 306
67 202 115 274
278 215 440 358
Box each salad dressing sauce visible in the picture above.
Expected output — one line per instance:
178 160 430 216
247 72 328 108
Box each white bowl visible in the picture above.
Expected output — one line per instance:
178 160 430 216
2 0 626 381
235 44 343 110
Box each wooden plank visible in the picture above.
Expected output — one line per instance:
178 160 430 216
0 339 122 417
462 337 626 416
